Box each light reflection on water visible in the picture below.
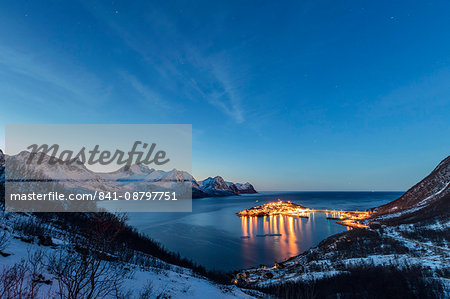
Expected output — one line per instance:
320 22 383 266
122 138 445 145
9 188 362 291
127 191 401 271
239 212 342 268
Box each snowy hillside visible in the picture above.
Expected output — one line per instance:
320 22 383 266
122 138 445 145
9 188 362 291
372 155 450 224
0 212 262 298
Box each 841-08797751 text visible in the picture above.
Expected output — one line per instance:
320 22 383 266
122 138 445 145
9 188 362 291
96 191 178 201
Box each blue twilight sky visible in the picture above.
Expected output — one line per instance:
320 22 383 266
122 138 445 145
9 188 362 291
0 1 449 191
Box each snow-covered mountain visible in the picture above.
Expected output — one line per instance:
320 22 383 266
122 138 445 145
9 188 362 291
199 176 233 196
198 176 257 196
372 155 450 224
2 151 256 198
233 182 257 194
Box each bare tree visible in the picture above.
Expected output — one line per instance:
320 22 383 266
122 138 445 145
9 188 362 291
138 280 154 299
27 248 48 297
0 229 10 252
47 213 130 299
47 248 127 299
88 212 128 252
0 257 45 299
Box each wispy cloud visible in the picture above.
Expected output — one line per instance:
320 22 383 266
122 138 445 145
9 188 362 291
118 71 171 110
0 46 108 105
210 64 245 124
82 3 247 124
186 51 246 124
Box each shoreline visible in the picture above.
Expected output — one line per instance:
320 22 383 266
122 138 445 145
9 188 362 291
237 200 371 228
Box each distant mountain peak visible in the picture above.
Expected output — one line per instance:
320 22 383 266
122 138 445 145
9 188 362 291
119 164 154 175
200 176 229 191
198 176 257 196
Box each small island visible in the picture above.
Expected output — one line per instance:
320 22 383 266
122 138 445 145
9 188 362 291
237 200 371 228
237 200 310 217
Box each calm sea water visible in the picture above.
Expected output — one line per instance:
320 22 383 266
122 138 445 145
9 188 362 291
127 191 402 271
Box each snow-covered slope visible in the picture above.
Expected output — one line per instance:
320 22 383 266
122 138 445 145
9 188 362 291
373 155 450 223
5 151 123 192
0 213 260 298
235 217 450 292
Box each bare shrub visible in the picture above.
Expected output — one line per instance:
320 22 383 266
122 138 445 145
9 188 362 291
47 248 127 299
11 216 51 238
0 229 11 251
259 264 444 299
88 213 128 252
0 257 45 299
138 280 154 299
0 262 28 298
46 213 131 299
